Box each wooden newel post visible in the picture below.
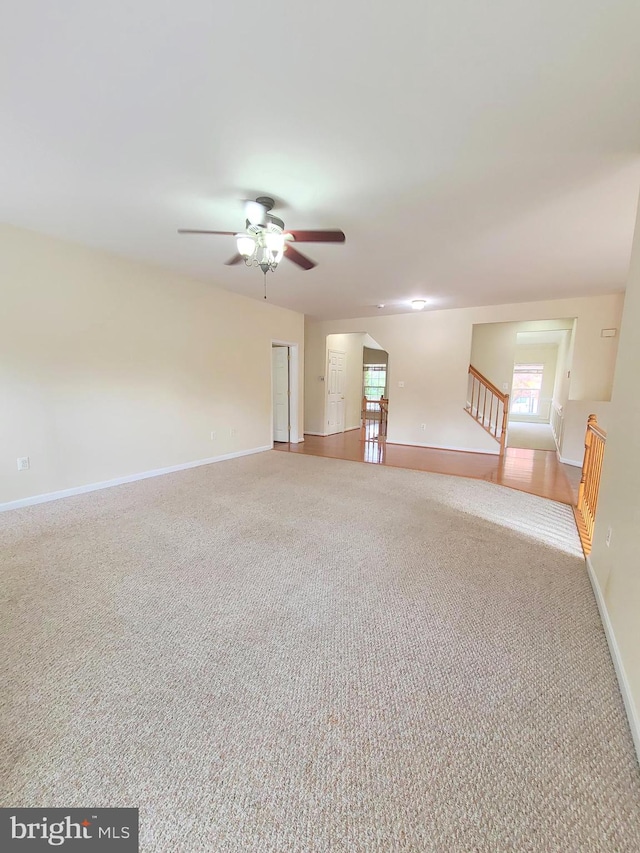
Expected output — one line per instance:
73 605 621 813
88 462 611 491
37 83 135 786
574 413 607 555
577 413 596 509
379 396 388 438
499 394 510 456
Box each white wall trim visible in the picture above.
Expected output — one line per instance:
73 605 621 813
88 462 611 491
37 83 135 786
586 556 640 763
558 454 583 467
304 431 329 437
0 445 272 513
387 440 500 456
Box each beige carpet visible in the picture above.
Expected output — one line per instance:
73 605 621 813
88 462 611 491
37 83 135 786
1 451 639 852
507 421 558 451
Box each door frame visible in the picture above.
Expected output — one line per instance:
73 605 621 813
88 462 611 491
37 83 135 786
326 348 347 435
270 340 301 444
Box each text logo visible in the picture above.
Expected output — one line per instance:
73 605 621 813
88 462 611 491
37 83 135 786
0 809 138 851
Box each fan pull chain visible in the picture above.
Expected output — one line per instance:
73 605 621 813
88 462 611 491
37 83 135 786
264 271 268 300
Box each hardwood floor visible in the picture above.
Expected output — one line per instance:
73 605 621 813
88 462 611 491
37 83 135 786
274 430 581 505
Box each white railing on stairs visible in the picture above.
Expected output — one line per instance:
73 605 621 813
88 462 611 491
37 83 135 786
551 401 564 450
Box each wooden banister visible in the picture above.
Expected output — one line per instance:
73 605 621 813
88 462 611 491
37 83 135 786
573 414 607 556
361 396 388 441
468 365 506 400
464 365 510 455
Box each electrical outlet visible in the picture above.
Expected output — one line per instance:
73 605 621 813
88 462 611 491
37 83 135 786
420 423 426 430
210 431 216 440
606 526 612 548
230 428 237 437
17 457 30 471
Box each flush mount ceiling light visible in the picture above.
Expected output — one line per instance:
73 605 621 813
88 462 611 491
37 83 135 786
411 299 427 310
178 197 346 298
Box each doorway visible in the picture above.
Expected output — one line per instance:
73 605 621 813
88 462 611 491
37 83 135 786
271 341 300 444
506 329 569 451
327 349 346 434
362 346 389 441
272 346 289 442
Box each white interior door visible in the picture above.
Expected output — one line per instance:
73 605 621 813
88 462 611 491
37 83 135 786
272 346 289 442
327 349 346 434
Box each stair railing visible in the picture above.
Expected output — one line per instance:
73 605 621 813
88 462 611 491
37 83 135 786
574 414 607 555
361 396 388 441
464 365 510 455
551 401 564 449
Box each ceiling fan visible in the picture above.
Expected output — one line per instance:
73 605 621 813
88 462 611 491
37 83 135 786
178 196 345 276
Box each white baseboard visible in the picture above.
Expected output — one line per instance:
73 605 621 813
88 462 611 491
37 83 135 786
558 454 583 467
586 556 640 763
0 445 272 513
304 431 329 437
387 440 500 456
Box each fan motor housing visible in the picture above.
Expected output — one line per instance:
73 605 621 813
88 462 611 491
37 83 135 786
255 196 276 212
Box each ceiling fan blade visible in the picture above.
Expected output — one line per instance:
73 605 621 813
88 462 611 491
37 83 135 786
177 229 236 236
225 254 244 266
287 229 345 243
284 244 317 270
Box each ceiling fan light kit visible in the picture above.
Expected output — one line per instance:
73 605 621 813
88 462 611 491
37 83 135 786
411 299 427 310
235 197 286 273
235 227 285 274
178 195 346 297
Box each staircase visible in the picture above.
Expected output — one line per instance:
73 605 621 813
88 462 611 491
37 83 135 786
574 414 607 555
464 365 510 455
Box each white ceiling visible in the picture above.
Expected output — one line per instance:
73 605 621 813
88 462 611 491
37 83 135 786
2 1 640 320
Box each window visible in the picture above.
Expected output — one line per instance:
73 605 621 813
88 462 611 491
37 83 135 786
363 364 387 409
511 363 543 415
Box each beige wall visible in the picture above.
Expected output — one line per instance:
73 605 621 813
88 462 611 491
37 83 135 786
470 311 622 404
304 322 329 435
470 321 518 393
552 327 573 409
0 225 304 505
570 308 623 402
363 347 388 366
560 401 612 465
306 294 623 452
590 195 640 753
